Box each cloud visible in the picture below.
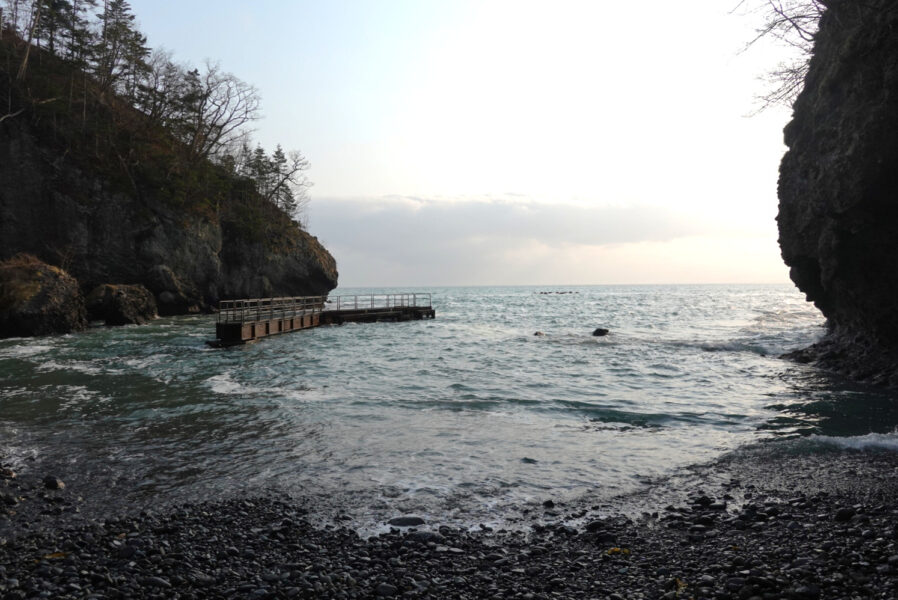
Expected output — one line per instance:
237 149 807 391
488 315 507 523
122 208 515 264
306 195 783 286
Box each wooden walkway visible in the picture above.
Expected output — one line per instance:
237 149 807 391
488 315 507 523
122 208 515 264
209 293 435 346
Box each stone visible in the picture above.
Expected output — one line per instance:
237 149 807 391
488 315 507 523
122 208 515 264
142 576 172 588
0 255 87 338
585 520 605 533
592 328 609 336
388 516 425 527
835 508 855 523
43 476 65 490
375 582 398 596
85 284 157 326
406 531 445 544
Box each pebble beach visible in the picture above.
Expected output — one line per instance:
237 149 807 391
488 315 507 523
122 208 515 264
3 443 897 599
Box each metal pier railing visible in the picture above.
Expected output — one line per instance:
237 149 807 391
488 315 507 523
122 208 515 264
211 293 435 346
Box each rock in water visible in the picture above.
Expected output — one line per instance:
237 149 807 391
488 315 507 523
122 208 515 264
778 0 898 384
86 283 158 325
592 328 609 337
0 255 87 338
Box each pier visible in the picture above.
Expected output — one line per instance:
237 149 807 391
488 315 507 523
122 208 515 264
210 293 435 346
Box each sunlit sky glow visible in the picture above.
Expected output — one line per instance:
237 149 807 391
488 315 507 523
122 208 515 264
130 0 798 286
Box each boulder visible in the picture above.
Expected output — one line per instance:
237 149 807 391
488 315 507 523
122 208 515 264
86 284 158 326
0 254 87 338
146 264 203 315
592 328 610 337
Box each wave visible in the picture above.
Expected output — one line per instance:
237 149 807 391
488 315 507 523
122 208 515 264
699 340 779 356
204 371 314 400
205 372 245 395
35 359 107 375
808 431 898 452
0 342 55 359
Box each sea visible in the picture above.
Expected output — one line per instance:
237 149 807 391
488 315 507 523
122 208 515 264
2 284 898 531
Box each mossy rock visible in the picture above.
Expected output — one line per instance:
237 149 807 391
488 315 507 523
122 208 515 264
86 283 158 326
0 255 88 338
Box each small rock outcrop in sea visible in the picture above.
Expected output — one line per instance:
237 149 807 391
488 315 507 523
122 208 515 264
778 0 898 385
592 328 609 337
0 255 88 337
86 284 158 326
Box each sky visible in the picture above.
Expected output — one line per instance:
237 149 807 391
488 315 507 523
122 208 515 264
128 0 799 287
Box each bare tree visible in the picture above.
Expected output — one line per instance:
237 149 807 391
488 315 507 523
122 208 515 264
133 48 184 125
16 0 42 80
177 61 261 164
736 0 825 109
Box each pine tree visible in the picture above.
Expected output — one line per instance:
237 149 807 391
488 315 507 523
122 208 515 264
38 0 71 55
94 0 147 94
66 0 97 68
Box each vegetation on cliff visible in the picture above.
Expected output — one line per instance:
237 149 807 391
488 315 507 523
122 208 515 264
1 0 310 226
739 0 824 109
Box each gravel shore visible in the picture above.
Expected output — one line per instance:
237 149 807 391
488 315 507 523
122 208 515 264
2 444 898 599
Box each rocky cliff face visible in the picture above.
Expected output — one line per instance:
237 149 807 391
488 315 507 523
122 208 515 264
778 0 898 384
0 118 337 315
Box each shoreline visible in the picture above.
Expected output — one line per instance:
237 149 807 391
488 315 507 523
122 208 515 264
3 442 898 598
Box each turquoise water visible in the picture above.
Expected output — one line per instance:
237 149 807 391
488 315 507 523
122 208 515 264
2 284 897 528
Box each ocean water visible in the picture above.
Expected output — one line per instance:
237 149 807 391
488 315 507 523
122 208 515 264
2 284 898 529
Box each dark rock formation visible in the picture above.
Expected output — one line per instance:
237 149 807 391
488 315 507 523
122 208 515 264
778 0 898 385
86 284 158 326
0 118 338 315
592 328 609 337
0 255 88 337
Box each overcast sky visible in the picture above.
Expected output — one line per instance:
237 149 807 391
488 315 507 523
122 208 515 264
129 0 797 286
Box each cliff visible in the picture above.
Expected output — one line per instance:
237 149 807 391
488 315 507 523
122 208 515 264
0 47 337 316
778 0 898 385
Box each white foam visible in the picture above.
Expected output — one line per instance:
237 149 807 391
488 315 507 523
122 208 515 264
809 432 898 452
57 385 110 410
124 354 168 370
0 343 54 359
36 359 111 376
206 372 242 395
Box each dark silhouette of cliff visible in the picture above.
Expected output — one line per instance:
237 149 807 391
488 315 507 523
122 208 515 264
778 0 898 385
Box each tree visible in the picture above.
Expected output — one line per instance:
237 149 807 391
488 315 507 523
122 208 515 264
266 145 311 220
94 0 147 94
66 0 97 68
37 0 71 55
174 61 260 164
737 0 825 109
2 0 25 37
16 0 42 80
133 48 185 126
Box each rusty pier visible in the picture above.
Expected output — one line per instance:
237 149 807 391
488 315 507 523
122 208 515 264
210 293 435 346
